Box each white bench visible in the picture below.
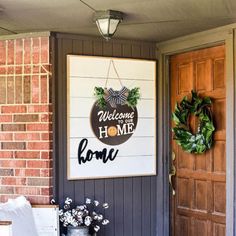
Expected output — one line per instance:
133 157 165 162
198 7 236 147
0 205 60 236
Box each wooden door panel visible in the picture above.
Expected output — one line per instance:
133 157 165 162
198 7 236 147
195 152 210 171
213 59 225 90
178 63 193 94
177 147 194 170
194 180 208 211
213 142 226 173
213 182 226 214
177 177 192 208
213 223 225 236
171 45 226 236
177 215 190 235
195 59 212 92
193 219 208 236
212 99 226 131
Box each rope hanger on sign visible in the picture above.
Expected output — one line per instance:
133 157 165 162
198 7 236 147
105 59 124 88
104 60 128 108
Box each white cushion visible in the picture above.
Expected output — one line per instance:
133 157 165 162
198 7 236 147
0 196 39 236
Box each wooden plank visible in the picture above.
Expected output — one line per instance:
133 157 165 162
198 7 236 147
132 177 142 236
61 38 74 201
114 178 124 236
84 180 95 199
103 42 113 57
132 44 141 58
142 177 151 236
122 44 132 58
82 40 93 55
104 179 115 236
123 178 133 236
94 179 105 235
72 40 83 55
112 43 122 58
72 39 85 204
93 41 103 56
150 176 157 236
57 38 66 205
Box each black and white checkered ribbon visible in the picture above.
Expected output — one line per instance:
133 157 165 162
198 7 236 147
106 86 129 108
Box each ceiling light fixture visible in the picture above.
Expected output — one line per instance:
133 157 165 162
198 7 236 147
93 10 123 40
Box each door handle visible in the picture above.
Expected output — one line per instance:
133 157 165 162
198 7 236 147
169 151 176 196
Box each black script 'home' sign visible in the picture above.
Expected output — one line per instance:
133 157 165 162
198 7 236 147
90 103 138 145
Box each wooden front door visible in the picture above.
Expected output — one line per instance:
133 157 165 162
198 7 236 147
170 45 226 236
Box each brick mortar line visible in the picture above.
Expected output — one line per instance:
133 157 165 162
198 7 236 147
2 151 53 154
0 194 53 197
0 104 52 106
0 63 51 67
0 167 53 169
0 121 53 124
0 73 51 77
0 129 53 131
1 131 53 133
0 194 53 195
12 178 52 180
0 115 52 117
0 132 52 134
0 195 53 198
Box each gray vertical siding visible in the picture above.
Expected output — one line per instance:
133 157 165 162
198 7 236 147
52 33 159 236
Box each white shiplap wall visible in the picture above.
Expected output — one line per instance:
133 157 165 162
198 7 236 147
67 55 156 179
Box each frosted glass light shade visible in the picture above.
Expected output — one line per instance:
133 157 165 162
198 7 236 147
94 10 123 40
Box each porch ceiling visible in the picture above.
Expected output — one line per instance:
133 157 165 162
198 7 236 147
0 0 236 42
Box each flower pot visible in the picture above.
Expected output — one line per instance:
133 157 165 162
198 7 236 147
67 226 89 236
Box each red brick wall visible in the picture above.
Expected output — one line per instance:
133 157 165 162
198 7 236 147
0 36 52 204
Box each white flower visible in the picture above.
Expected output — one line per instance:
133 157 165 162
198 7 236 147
66 215 74 224
64 204 70 210
65 197 72 205
97 214 103 221
76 205 85 211
102 203 109 209
102 219 109 225
58 210 64 216
94 225 100 232
50 199 56 204
77 216 83 225
84 216 92 226
94 200 99 206
83 209 89 215
85 198 92 204
92 211 99 220
77 211 83 217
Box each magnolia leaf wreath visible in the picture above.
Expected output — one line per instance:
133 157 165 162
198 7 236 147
94 86 140 109
172 91 215 154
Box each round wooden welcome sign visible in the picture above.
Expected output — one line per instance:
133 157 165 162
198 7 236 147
90 103 138 146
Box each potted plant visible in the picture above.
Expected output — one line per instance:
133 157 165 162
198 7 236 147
59 197 109 236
